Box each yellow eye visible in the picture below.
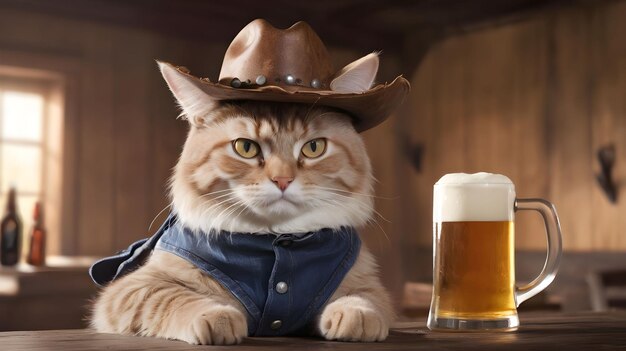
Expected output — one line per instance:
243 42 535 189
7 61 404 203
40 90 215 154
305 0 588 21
301 138 327 158
233 138 260 159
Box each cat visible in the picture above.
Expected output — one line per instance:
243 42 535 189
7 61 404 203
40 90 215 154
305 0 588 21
90 53 393 345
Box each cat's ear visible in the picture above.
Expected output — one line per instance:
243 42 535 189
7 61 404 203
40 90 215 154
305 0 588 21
330 52 379 93
158 61 216 124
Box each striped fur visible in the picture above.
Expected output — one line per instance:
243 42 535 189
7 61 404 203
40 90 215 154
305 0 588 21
91 101 393 344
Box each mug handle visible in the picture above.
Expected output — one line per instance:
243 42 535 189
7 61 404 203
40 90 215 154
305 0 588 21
514 198 563 306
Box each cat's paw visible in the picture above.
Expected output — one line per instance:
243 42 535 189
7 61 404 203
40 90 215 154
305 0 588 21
320 297 389 342
180 305 247 345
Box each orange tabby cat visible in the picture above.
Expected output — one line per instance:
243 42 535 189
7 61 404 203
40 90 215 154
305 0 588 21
91 55 393 345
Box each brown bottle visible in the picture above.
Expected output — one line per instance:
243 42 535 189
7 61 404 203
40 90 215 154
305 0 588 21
27 201 46 266
1 187 22 266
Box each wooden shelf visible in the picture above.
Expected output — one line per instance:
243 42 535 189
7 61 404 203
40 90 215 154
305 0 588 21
0 256 99 331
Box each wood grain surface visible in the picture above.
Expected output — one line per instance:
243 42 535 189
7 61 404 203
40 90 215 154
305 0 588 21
1 312 625 351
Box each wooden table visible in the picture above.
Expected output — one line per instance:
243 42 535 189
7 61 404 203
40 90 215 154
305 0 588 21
1 312 625 350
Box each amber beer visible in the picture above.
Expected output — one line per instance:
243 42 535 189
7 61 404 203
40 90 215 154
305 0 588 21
27 202 46 266
434 221 516 319
428 172 562 331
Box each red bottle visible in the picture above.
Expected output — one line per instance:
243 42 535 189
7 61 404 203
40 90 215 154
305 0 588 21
1 187 23 266
27 202 46 266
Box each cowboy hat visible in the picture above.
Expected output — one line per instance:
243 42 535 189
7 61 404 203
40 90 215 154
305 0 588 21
158 19 410 132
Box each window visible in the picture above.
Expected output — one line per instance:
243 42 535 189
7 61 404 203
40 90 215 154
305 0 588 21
0 74 64 259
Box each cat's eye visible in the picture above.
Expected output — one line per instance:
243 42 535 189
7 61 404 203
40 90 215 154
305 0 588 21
233 138 260 159
301 138 327 159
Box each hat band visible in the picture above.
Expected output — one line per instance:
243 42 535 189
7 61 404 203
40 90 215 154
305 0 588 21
219 74 325 90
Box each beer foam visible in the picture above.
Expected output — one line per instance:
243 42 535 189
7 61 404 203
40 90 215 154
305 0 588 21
436 172 513 185
434 173 515 222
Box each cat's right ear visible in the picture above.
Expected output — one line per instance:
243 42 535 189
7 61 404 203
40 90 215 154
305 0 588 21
157 61 216 125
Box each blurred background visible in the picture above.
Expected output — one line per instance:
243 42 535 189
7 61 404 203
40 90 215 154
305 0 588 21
0 0 625 331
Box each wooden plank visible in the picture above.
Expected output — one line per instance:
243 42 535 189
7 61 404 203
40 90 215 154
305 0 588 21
75 26 116 256
546 8 594 251
361 116 406 302
1 312 626 350
428 36 469 182
402 41 438 279
588 1 626 251
110 29 155 250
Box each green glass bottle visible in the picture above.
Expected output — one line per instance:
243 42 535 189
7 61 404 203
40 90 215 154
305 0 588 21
1 187 23 266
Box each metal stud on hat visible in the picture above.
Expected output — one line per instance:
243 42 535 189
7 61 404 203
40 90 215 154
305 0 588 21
311 79 321 89
285 74 296 85
230 78 242 88
256 75 267 85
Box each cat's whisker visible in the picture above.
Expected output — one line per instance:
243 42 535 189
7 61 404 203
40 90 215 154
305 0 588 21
200 188 234 197
198 188 236 198
318 197 390 244
372 211 392 224
148 202 174 231
199 190 238 203
228 103 253 120
316 190 392 224
366 216 391 245
226 204 248 236
319 191 391 224
218 201 243 232
210 200 246 232
371 175 381 184
222 200 246 226
228 203 250 234
199 195 240 221
303 101 325 124
195 193 240 218
308 185 398 200
199 198 236 213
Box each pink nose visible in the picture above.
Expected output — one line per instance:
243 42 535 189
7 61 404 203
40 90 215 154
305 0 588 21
272 176 294 191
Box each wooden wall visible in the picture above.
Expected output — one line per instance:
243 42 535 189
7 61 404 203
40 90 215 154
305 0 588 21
400 0 626 268
0 7 223 256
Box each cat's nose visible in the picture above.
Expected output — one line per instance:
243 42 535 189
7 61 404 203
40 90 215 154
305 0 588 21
272 176 294 191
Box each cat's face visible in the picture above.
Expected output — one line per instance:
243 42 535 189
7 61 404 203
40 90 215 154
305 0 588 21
171 102 373 234
159 54 382 234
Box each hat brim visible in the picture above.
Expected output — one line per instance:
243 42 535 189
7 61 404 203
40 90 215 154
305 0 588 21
164 62 410 132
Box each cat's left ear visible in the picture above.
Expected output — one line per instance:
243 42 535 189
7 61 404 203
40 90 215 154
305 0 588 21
158 61 216 124
330 52 379 93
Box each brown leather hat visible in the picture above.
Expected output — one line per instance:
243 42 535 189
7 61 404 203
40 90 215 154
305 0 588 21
159 19 410 132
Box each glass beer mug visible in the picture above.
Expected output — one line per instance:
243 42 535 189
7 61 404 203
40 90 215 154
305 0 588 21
427 173 562 331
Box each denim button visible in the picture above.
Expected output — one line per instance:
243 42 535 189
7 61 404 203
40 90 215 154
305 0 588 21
280 240 292 247
276 282 288 294
270 320 282 330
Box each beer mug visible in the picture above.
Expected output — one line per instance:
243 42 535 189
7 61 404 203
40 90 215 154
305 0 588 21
427 173 562 331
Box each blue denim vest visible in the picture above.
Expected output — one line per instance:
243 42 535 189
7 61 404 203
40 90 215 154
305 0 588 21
89 214 361 336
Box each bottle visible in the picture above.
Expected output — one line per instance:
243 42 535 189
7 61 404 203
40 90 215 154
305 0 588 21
27 201 46 266
1 187 23 266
